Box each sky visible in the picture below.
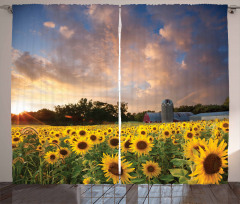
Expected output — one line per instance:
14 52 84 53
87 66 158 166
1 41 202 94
11 4 228 114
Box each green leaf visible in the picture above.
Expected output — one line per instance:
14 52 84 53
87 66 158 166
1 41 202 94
160 174 174 182
131 178 145 184
170 158 192 167
169 169 188 177
170 158 185 167
179 176 188 184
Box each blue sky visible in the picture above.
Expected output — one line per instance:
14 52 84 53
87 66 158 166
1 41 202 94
11 4 228 113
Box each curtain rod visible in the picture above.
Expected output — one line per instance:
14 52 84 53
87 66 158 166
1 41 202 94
0 4 240 15
0 5 13 14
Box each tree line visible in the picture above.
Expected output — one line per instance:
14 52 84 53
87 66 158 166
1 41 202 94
11 97 229 125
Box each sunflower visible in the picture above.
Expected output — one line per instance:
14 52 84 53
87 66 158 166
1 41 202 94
14 132 21 137
151 125 158 132
64 127 72 136
70 129 78 137
184 130 195 140
98 134 105 143
100 154 134 184
190 139 228 184
184 138 207 160
12 136 22 144
58 147 70 158
192 125 200 133
71 139 92 155
138 128 148 136
50 138 60 146
36 145 43 151
220 121 229 130
78 129 88 137
54 132 61 138
131 135 153 156
64 138 71 144
83 177 91 185
172 139 179 145
89 134 99 144
44 151 59 164
107 128 113 134
148 136 154 143
162 129 171 139
142 161 161 179
121 137 132 153
108 137 119 149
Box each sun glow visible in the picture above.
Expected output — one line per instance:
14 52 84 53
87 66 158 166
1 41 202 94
11 104 30 115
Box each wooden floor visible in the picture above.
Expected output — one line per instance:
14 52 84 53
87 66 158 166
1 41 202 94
0 183 240 204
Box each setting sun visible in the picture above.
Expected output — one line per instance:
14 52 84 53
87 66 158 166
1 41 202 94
11 104 29 115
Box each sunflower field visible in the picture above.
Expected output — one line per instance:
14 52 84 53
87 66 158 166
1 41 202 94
12 119 229 185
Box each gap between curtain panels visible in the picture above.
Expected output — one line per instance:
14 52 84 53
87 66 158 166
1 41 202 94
118 5 122 184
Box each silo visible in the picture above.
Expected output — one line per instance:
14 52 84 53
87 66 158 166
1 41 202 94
161 99 174 123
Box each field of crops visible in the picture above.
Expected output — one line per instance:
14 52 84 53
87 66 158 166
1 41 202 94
12 119 228 185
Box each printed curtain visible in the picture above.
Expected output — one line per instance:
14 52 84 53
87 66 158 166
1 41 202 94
11 4 229 185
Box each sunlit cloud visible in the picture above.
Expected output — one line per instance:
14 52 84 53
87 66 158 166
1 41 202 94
59 26 74 39
43 21 55 28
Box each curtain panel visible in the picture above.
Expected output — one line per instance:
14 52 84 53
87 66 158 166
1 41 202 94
11 4 229 185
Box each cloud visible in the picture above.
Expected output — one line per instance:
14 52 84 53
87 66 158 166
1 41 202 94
12 5 228 113
120 5 228 113
12 5 119 111
43 21 55 28
59 26 74 39
159 23 192 51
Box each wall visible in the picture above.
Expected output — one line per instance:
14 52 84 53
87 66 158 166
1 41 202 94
0 0 240 182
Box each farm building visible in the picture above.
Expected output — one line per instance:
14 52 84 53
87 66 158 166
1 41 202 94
143 112 194 123
143 99 229 123
189 111 229 121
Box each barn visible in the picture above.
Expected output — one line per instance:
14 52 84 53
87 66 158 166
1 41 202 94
143 112 194 123
189 111 229 121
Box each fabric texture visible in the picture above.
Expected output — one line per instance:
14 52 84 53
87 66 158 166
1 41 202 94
11 4 229 184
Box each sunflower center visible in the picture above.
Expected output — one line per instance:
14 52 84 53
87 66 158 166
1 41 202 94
164 131 169 136
90 135 97 141
13 138 20 141
80 130 86 136
78 142 87 149
187 133 193 139
108 162 123 176
153 127 156 130
124 140 132 149
50 155 56 160
137 141 147 150
141 131 146 135
110 138 119 146
203 153 222 175
60 149 68 156
147 166 155 172
52 140 58 143
223 123 229 128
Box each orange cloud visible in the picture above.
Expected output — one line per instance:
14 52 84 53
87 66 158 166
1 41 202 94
43 21 55 28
